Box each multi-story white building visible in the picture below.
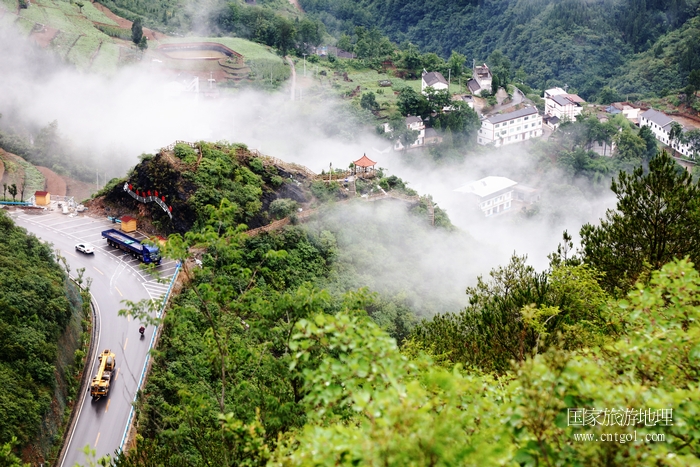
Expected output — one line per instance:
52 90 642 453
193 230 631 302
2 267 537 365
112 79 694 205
543 87 584 122
477 106 543 146
640 109 693 158
454 176 517 217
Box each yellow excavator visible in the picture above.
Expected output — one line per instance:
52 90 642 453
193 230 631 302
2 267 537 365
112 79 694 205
90 349 116 400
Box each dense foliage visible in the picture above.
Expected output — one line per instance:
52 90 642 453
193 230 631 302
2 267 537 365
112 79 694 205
0 211 80 455
301 0 700 100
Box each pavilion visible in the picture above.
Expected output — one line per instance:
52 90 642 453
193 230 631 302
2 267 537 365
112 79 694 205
353 154 377 178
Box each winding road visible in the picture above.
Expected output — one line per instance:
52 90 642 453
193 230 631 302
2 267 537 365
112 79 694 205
9 209 178 467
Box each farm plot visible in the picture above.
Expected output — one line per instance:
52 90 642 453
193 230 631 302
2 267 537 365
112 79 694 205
90 41 120 73
18 3 47 23
66 35 101 70
0 0 16 12
50 30 80 59
79 1 118 25
15 16 36 35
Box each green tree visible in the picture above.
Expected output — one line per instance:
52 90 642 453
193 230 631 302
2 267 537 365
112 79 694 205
580 151 700 293
398 43 421 75
7 183 17 202
686 128 700 158
131 18 143 45
669 121 685 157
138 36 148 51
613 128 645 161
336 34 353 53
360 91 379 111
447 50 466 78
638 125 658 160
396 87 430 117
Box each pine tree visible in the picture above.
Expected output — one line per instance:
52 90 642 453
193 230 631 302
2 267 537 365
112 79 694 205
580 151 700 294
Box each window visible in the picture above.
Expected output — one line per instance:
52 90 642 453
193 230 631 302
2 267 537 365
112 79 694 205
524 116 529 121
501 130 507 136
517 118 522 123
510 129 514 133
510 120 515 125
516 127 521 131
478 138 482 143
505 201 511 209
495 123 500 128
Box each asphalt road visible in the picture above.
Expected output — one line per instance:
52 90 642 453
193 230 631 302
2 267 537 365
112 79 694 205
9 209 178 466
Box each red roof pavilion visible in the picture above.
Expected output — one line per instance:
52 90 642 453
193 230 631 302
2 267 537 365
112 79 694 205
353 154 376 167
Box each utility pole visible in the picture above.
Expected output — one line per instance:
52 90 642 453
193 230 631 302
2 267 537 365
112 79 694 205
303 53 307 77
448 68 451 92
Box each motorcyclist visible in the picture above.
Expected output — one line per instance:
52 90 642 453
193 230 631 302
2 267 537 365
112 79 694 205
139 325 145 336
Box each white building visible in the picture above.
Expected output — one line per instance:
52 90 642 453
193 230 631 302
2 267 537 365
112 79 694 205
544 87 584 122
454 176 518 217
477 106 543 146
421 70 448 94
639 109 693 158
383 116 441 150
467 63 492 96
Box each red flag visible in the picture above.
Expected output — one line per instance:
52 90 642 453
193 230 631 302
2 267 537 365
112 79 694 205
155 191 158 197
129 184 133 190
148 190 151 196
162 196 166 202
169 206 173 212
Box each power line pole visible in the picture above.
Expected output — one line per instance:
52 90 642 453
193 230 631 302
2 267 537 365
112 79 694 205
302 53 307 77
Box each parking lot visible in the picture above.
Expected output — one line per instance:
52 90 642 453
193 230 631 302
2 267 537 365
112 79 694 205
9 209 179 303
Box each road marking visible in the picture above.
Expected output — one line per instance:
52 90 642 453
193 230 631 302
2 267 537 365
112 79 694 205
123 338 128 350
115 286 123 297
105 399 111 413
93 267 104 275
94 432 100 447
114 367 120 381
127 315 131 322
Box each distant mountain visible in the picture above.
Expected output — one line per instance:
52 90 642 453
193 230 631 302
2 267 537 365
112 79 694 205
300 0 700 100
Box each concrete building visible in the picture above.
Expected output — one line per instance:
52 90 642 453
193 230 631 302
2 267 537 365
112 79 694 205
454 176 517 217
639 109 693 158
544 87 584 122
477 106 543 146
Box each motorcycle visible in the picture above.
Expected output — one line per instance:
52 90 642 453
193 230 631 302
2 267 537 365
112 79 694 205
139 325 146 338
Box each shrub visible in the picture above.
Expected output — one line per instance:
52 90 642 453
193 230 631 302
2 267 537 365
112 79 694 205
269 198 299 219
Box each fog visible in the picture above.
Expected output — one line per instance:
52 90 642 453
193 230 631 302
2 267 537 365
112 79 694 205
0 25 617 312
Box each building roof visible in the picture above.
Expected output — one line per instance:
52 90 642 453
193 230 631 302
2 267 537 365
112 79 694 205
454 176 518 198
424 128 439 138
485 106 539 125
467 79 481 93
120 215 137 222
544 87 567 97
354 154 377 167
564 93 585 103
474 64 491 79
34 191 48 196
551 94 576 107
406 115 422 125
422 71 448 87
605 105 622 114
641 108 674 129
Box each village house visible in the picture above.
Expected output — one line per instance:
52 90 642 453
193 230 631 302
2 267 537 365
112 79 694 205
467 63 492 96
421 70 449 94
606 102 641 124
477 106 543 146
454 176 539 217
543 87 584 123
383 116 443 150
639 108 693 157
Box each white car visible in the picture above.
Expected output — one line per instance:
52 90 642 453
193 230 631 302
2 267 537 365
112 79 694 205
75 243 95 254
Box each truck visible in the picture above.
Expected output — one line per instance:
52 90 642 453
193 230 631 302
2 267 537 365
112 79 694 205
90 349 116 400
101 229 161 264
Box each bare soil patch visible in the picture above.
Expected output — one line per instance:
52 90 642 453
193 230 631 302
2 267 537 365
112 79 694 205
64 178 97 203
36 166 67 196
30 26 59 48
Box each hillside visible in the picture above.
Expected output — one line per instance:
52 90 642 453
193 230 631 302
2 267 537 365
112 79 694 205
300 0 700 100
0 209 87 465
